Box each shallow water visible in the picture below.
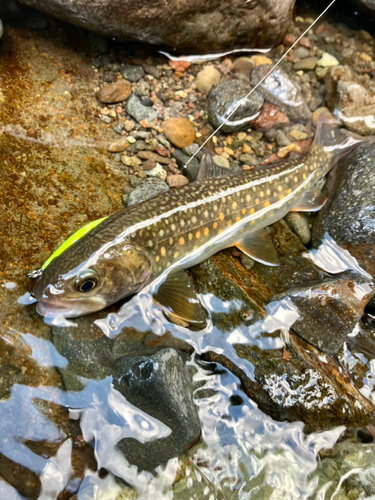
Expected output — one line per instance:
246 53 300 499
1 1 375 499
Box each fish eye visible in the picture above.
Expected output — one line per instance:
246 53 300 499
75 270 99 293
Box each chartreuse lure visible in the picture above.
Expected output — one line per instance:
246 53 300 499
42 217 108 270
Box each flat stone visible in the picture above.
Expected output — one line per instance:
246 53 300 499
121 64 144 82
317 52 339 68
128 178 169 205
212 155 230 168
107 137 130 152
293 57 318 71
162 118 196 149
167 174 189 187
137 150 171 165
96 80 132 103
125 93 158 124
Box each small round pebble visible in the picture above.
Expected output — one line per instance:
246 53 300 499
162 118 195 149
96 80 132 103
167 174 189 187
284 212 311 245
121 64 145 82
195 66 221 94
212 155 230 168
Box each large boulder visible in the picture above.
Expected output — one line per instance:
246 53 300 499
19 0 295 53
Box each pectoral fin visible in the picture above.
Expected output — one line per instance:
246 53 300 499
235 229 280 266
153 270 207 328
290 188 327 212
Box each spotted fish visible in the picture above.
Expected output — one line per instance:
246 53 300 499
32 114 360 323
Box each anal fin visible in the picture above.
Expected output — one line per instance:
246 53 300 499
153 270 207 329
290 188 327 212
235 228 279 266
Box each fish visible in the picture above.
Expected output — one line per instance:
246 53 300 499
31 114 360 324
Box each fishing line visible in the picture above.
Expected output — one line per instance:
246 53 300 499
184 0 337 168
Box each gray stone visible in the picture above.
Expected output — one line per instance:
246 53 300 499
294 47 310 59
284 212 311 245
208 79 264 133
183 143 200 156
172 149 200 180
313 141 375 284
113 348 201 472
121 64 144 82
133 80 151 97
275 130 291 147
293 57 318 71
125 94 158 124
212 155 230 168
18 0 295 53
239 153 258 165
128 178 169 206
251 64 312 122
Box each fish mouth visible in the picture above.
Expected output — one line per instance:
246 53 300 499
36 299 105 318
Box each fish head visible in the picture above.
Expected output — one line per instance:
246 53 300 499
32 242 152 318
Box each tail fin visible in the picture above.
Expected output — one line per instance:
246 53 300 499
313 111 362 165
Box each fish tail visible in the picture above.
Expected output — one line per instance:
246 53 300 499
313 111 362 165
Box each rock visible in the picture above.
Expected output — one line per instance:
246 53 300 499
208 79 264 133
125 94 158 124
232 57 255 81
239 153 257 164
162 118 196 149
251 55 273 66
167 174 189 187
124 119 135 132
284 212 311 245
250 103 288 131
294 47 310 59
172 149 200 180
212 155 230 168
276 277 374 354
293 57 318 71
107 137 129 153
313 141 375 282
121 64 144 82
188 221 375 431
96 80 132 103
317 52 339 68
19 0 295 53
137 150 172 165
145 162 167 181
182 143 199 156
113 348 201 472
128 178 169 205
134 80 151 97
275 130 291 147
142 158 156 170
325 65 375 135
195 66 221 94
251 64 312 122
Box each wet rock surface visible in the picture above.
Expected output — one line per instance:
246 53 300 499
19 0 295 53
276 276 374 354
208 79 264 132
313 142 375 283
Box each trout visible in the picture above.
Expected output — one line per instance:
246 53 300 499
32 115 360 323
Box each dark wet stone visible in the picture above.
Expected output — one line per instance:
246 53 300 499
313 141 375 287
172 149 200 180
0 453 41 499
208 79 264 133
125 93 158 124
113 348 201 472
128 178 169 206
121 64 144 82
275 277 374 354
250 64 312 122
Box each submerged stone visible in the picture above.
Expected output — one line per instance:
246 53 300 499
125 93 158 124
275 277 374 354
250 64 312 122
113 348 201 472
128 178 169 206
208 79 264 133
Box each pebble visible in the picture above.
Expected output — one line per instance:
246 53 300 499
183 143 199 156
142 158 157 170
146 163 167 181
107 137 130 152
275 130 291 147
124 119 135 132
172 149 200 180
208 79 264 133
283 33 296 46
121 64 145 82
316 66 328 79
293 57 318 71
96 80 132 103
250 103 288 131
167 174 189 187
240 253 255 271
113 122 125 134
295 47 310 59
134 80 151 97
195 66 221 94
312 107 331 126
137 150 171 165
284 212 311 245
251 55 273 66
128 178 169 206
317 52 339 68
239 153 258 165
125 93 158 123
212 155 230 168
232 57 255 81
99 114 112 123
289 129 308 141
162 118 196 149
120 155 142 168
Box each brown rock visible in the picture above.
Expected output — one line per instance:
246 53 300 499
107 137 130 153
232 57 255 81
283 33 296 46
162 118 196 149
195 66 221 94
137 151 172 165
19 0 296 53
96 80 132 103
250 104 288 131
167 174 189 187
142 158 157 170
